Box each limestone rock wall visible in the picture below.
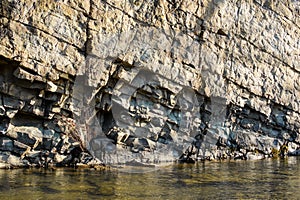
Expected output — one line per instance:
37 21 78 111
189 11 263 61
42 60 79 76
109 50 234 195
0 0 299 167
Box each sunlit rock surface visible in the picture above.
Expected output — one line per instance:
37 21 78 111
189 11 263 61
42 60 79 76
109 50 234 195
0 0 299 167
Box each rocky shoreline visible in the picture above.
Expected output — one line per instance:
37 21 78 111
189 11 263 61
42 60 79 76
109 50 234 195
0 0 300 168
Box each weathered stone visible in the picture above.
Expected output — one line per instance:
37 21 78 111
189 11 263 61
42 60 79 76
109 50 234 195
0 162 10 169
54 154 67 164
6 125 43 142
0 106 5 116
13 140 30 156
0 96 5 116
6 109 19 119
7 154 26 167
2 96 25 110
46 81 58 92
14 67 44 82
0 137 13 151
0 0 299 167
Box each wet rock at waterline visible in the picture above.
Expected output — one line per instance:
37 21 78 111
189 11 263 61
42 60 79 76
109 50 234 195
0 0 300 168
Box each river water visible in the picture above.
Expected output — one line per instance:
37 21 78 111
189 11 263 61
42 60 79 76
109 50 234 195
0 157 299 200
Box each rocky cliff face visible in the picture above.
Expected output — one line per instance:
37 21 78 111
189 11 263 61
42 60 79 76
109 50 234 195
0 0 299 168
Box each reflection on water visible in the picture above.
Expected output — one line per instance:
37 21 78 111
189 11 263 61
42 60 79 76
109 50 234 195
0 157 299 200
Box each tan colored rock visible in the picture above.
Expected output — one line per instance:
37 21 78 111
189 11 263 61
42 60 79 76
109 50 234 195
0 0 299 166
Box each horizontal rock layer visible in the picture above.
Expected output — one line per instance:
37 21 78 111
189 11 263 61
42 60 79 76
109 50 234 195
0 0 299 167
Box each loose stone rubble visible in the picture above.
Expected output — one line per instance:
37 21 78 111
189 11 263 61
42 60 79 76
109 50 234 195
0 0 299 167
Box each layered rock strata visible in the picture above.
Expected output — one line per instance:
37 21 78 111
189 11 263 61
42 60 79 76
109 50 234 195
0 0 299 167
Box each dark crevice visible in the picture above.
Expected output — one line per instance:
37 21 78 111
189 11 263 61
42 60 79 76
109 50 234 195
181 61 196 69
83 0 93 58
225 77 300 116
17 65 42 77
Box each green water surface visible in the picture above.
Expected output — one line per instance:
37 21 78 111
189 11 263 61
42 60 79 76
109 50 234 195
0 157 299 199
